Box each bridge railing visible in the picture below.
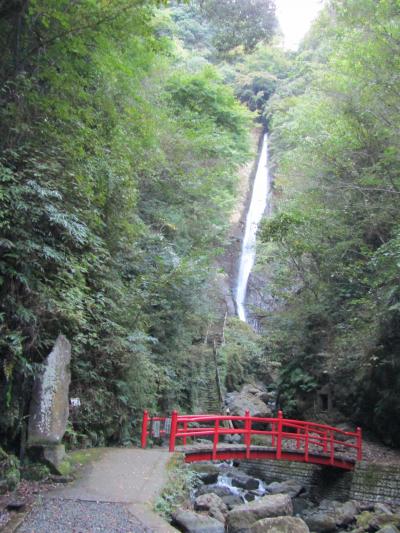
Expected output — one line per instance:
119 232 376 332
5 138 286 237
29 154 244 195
140 413 171 448
141 410 362 465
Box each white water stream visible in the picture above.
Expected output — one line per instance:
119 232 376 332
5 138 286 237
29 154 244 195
235 134 271 322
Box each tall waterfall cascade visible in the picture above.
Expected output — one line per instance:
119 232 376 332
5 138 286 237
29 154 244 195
235 134 271 322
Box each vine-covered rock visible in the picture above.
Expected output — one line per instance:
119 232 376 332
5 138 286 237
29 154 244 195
0 447 20 494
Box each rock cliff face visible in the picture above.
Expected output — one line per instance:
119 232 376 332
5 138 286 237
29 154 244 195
212 127 262 323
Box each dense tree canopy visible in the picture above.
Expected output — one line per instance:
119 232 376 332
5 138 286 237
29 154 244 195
199 0 277 53
257 0 400 444
0 0 252 450
1 0 400 462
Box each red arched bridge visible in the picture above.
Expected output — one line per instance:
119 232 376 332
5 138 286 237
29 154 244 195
141 411 362 471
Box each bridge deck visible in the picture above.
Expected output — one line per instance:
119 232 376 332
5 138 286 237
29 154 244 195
176 442 356 470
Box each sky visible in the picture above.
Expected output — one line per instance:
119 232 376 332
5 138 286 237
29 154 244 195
275 0 324 50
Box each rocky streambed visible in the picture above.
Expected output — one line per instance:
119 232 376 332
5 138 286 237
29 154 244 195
170 461 400 533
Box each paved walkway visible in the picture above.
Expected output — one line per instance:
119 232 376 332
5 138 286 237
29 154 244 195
20 448 177 532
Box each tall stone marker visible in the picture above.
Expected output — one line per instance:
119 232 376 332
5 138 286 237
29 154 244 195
28 334 71 472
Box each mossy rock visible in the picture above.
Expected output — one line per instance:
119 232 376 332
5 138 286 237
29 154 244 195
6 467 20 490
21 463 50 481
0 446 21 493
56 459 72 476
356 511 374 529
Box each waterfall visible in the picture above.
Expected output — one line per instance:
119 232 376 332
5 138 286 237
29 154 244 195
235 134 271 322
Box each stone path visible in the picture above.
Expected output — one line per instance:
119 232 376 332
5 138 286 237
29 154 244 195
19 448 177 533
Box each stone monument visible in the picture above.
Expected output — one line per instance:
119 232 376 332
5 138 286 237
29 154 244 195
28 334 71 472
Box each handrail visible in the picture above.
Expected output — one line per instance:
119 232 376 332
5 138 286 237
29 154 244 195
141 411 170 448
141 410 362 467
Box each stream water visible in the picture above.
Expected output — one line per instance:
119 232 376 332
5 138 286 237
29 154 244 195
192 462 269 505
235 133 271 322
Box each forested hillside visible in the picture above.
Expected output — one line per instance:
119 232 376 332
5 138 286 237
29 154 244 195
0 0 279 451
1 0 399 462
258 0 400 445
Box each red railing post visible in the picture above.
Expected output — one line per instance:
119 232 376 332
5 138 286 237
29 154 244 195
276 410 283 460
357 427 362 461
169 410 178 452
141 410 149 448
323 430 328 453
213 419 219 460
245 410 251 459
305 424 309 462
330 431 335 465
296 428 301 450
183 421 188 446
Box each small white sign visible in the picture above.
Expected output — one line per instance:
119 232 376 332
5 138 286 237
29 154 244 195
70 397 81 407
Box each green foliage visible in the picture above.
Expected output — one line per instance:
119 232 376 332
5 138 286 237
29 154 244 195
198 0 277 53
0 0 251 451
154 454 197 519
232 43 291 122
258 0 400 441
218 318 264 391
0 447 21 492
21 463 50 482
278 363 319 416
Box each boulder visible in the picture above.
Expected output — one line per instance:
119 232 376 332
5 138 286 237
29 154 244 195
208 508 226 524
257 392 271 404
191 463 220 485
196 485 232 498
370 514 400 530
194 493 228 523
375 504 394 515
224 434 243 444
303 512 337 532
335 501 359 527
225 385 272 419
317 499 340 511
377 526 400 533
241 385 266 396
226 494 293 533
354 511 400 532
357 502 375 512
292 497 314 517
266 480 305 498
312 498 357 527
0 447 20 493
249 516 310 533
229 470 260 490
241 384 273 405
28 335 71 446
318 498 343 515
172 509 224 533
221 494 245 509
356 511 374 529
241 385 259 394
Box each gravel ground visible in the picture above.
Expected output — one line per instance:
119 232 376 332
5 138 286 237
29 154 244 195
18 498 154 533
